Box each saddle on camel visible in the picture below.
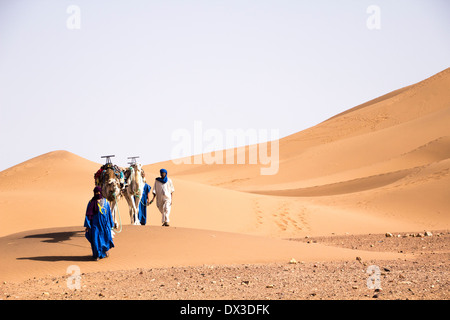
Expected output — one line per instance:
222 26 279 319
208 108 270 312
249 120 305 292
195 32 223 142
94 163 124 188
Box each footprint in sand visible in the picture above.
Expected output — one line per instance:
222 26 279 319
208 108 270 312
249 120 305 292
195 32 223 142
253 199 264 226
274 202 310 232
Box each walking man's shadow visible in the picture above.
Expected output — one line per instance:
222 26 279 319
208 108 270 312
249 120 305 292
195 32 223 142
17 255 93 262
22 230 84 243
17 229 93 262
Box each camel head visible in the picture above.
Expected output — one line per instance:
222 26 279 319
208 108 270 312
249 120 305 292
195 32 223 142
101 177 121 201
125 163 145 195
134 163 142 175
131 163 142 173
109 178 121 195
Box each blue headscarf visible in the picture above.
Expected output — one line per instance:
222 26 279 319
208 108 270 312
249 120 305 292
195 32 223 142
86 186 103 220
156 168 168 184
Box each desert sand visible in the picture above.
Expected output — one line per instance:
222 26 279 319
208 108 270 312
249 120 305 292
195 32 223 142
0 68 449 301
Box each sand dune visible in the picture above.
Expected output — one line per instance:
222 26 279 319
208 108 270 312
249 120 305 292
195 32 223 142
146 68 450 190
0 225 403 283
144 68 450 235
1 68 449 285
0 151 101 237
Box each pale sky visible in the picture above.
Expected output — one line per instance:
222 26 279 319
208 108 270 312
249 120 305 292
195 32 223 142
1 0 449 171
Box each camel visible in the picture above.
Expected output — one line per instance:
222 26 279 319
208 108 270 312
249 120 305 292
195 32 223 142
122 162 146 225
95 164 124 230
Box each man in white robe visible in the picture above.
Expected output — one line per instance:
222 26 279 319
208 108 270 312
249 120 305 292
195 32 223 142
150 169 174 226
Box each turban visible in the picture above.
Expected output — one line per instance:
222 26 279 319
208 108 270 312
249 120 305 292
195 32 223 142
156 169 168 184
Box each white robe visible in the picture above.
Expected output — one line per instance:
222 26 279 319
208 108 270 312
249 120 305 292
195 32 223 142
152 178 175 223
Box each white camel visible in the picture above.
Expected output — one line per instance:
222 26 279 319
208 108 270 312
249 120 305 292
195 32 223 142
123 163 146 225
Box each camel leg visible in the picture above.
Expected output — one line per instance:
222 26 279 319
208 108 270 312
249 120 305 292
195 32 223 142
124 192 137 225
134 194 143 225
132 204 138 225
131 196 138 225
110 201 116 228
131 197 136 225
110 200 119 229
133 195 141 225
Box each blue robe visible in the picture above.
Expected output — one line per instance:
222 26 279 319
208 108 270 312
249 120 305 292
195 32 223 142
138 183 151 225
84 198 114 259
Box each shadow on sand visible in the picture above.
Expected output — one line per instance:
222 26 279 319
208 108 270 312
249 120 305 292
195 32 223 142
18 230 93 262
17 255 94 262
22 230 85 243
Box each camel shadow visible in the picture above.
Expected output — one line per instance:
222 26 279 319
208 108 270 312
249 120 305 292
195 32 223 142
23 230 84 243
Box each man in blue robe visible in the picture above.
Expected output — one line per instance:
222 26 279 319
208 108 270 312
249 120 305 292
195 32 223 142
138 183 152 225
84 186 115 260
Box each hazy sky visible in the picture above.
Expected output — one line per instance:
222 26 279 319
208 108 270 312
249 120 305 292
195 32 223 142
0 0 449 171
